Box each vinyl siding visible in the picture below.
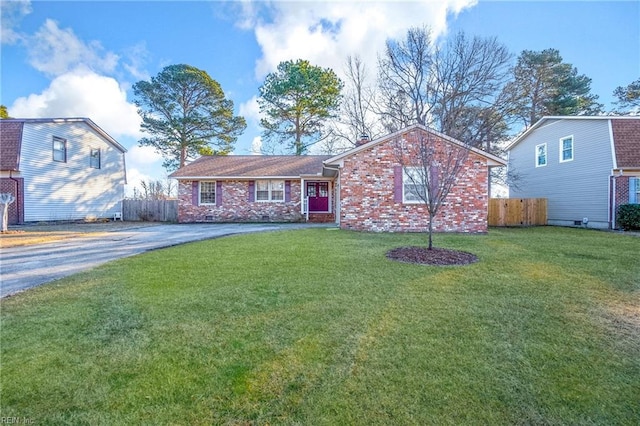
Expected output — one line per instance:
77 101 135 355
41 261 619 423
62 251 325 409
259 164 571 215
20 122 126 221
509 119 613 228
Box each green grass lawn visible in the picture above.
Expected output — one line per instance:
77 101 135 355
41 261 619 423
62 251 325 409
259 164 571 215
1 227 638 424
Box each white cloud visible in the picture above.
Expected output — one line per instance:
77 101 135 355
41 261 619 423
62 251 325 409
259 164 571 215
250 136 263 155
10 68 141 139
238 95 261 124
0 0 31 44
26 19 119 76
127 145 164 165
245 0 478 80
122 42 151 81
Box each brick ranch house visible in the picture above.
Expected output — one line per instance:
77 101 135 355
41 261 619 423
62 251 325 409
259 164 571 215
170 124 506 232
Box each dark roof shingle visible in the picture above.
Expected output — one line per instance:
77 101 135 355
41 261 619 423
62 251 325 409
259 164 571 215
611 119 640 168
169 155 332 179
0 121 23 171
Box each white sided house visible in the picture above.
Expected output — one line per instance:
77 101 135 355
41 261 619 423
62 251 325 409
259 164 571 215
0 118 127 224
507 116 640 229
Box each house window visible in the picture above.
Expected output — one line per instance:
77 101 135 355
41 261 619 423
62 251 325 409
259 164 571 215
403 167 426 203
90 148 101 169
53 137 67 162
199 181 216 204
535 143 547 167
560 136 573 162
256 180 284 202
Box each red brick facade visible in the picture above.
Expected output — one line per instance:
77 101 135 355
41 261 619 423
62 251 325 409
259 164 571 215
613 176 630 210
337 131 489 233
173 126 500 231
177 180 306 222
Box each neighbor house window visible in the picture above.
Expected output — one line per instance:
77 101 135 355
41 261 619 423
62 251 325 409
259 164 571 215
560 136 574 162
53 137 67 162
90 148 101 169
403 167 426 203
199 181 216 204
535 143 547 167
256 180 284 202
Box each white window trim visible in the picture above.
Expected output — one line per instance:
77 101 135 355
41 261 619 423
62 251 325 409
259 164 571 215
402 167 427 204
255 179 285 202
559 135 574 163
535 143 547 167
199 181 217 205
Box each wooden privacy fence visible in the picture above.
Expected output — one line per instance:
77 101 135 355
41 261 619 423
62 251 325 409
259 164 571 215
488 198 547 227
122 199 178 222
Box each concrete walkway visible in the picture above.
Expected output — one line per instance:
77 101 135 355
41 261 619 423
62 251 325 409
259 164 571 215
0 223 329 298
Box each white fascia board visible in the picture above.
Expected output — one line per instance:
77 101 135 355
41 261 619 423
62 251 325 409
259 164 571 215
324 123 506 167
173 176 302 180
608 119 618 170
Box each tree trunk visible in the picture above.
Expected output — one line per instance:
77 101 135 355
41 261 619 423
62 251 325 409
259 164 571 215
0 193 15 232
1 203 9 232
427 212 434 250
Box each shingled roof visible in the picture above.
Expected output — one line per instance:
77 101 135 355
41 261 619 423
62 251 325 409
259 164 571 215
169 155 332 179
0 120 24 171
611 118 640 168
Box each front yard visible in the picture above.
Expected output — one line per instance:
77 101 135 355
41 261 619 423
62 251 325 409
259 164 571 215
1 227 638 424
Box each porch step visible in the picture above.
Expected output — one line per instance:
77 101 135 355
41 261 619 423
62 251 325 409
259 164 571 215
307 213 335 223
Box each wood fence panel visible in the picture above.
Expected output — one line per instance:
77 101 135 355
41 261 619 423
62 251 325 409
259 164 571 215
122 200 178 222
489 198 547 227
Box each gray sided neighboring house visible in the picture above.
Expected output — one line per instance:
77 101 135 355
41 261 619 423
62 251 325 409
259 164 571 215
507 116 640 229
0 118 127 224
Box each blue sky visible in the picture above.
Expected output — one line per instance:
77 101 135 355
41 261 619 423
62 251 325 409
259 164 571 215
2 0 638 192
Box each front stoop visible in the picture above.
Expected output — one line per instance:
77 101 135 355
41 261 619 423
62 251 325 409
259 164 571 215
307 213 335 223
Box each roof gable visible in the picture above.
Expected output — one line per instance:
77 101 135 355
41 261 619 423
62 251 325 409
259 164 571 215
169 155 332 179
0 120 24 171
506 115 640 152
611 118 640 168
0 118 127 154
325 124 506 167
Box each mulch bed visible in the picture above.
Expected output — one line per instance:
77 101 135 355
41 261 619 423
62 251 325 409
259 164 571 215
386 246 478 266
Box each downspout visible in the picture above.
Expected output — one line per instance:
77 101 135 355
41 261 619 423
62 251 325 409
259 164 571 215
612 169 624 230
9 170 22 224
611 173 616 230
334 170 341 225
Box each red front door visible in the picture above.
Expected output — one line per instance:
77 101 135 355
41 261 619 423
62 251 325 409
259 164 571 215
306 182 329 212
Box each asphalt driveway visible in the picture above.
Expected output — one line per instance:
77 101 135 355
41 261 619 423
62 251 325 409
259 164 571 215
0 223 328 298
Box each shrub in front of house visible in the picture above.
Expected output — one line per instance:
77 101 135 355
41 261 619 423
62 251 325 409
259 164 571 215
617 204 640 230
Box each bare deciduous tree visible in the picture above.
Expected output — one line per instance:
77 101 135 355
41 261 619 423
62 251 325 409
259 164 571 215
325 55 384 152
394 129 470 249
132 178 176 200
377 27 512 156
377 26 434 131
432 32 512 151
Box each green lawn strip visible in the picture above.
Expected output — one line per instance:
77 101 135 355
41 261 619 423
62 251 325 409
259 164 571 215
1 228 638 424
